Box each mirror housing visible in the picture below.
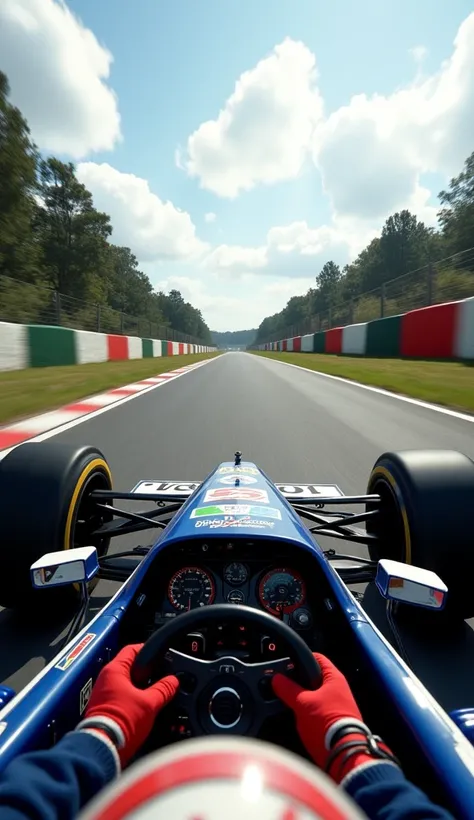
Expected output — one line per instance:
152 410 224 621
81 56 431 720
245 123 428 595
30 546 99 589
376 559 447 610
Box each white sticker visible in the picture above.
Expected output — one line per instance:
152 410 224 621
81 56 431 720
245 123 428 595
131 481 200 496
79 678 93 714
275 484 344 498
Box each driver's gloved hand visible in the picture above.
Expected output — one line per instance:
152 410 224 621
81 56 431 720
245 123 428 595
272 652 397 784
77 644 179 768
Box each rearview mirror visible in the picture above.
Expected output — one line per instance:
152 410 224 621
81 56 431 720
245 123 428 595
375 559 447 610
30 546 99 589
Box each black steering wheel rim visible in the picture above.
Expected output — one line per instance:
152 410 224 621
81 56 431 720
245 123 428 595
133 604 322 688
131 605 322 739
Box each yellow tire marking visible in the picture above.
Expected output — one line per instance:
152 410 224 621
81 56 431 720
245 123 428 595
371 465 412 565
64 457 112 550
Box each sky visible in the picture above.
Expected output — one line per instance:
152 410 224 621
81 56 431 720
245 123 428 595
0 1 473 331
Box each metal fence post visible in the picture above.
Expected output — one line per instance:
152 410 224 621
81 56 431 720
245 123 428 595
54 291 61 325
96 304 101 332
427 265 433 306
381 284 386 318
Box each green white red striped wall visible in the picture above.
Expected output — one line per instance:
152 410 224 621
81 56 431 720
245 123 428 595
0 322 215 372
257 296 474 360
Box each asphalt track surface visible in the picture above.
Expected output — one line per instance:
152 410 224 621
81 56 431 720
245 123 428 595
2 351 474 715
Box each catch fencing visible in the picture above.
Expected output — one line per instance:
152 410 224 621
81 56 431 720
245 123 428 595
254 248 474 346
0 275 208 346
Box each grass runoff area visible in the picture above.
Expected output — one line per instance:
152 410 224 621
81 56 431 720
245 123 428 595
0 352 221 426
253 351 474 413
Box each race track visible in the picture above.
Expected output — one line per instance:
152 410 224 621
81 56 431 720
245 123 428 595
2 352 474 712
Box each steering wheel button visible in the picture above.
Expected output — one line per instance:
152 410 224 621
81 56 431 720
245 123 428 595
261 636 279 658
219 664 235 674
183 632 205 656
209 687 242 729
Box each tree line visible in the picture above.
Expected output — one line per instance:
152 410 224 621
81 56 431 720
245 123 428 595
255 151 474 343
0 72 212 343
211 328 257 347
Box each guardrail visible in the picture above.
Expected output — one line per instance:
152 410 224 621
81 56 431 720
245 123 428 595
252 297 474 360
0 322 216 372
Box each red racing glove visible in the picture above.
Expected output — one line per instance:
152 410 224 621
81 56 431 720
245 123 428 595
272 652 397 784
78 644 179 767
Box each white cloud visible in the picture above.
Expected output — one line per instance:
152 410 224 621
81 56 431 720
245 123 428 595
182 38 323 197
203 244 267 275
0 0 121 158
181 13 474 247
204 212 217 223
77 163 208 262
203 220 350 279
313 13 474 227
154 273 318 332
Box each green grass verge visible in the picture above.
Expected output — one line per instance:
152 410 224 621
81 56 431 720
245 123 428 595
252 351 474 413
0 353 221 426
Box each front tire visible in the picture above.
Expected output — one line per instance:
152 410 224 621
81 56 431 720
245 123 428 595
0 442 113 612
366 450 474 620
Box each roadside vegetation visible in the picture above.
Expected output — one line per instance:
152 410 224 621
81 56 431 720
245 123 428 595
253 351 474 413
0 353 221 425
254 151 474 346
0 72 211 344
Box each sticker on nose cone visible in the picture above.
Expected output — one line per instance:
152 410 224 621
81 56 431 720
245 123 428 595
204 488 269 503
218 474 257 485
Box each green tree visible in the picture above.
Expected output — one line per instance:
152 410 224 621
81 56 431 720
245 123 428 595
438 152 474 258
380 210 432 280
0 72 40 281
35 158 112 300
312 261 342 312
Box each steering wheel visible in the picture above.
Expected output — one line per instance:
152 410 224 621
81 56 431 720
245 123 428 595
132 604 322 737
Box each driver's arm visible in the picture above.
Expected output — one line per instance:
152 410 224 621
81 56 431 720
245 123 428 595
0 645 178 820
273 653 456 820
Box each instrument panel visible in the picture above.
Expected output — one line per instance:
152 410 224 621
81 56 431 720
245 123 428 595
160 560 313 630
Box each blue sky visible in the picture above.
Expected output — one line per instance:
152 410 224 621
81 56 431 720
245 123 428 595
1 1 473 329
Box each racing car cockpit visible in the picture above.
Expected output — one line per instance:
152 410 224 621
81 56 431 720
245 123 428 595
1 443 474 818
117 535 336 750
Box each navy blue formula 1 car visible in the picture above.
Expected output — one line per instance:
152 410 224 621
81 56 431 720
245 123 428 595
0 443 473 818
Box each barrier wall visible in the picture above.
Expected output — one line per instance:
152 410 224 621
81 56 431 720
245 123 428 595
255 297 474 361
0 322 216 372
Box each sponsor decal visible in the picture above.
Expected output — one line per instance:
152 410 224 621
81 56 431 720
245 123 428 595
218 466 259 475
130 480 344 500
191 504 281 520
204 488 269 503
55 633 96 671
131 481 200 496
275 484 344 498
195 517 275 530
79 678 93 714
218 474 257 486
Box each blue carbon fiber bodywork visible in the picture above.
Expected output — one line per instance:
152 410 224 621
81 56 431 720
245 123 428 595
0 461 473 818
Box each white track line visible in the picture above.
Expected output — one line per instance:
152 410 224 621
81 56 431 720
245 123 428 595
257 354 474 424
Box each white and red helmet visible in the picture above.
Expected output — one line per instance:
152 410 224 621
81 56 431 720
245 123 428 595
79 737 366 820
